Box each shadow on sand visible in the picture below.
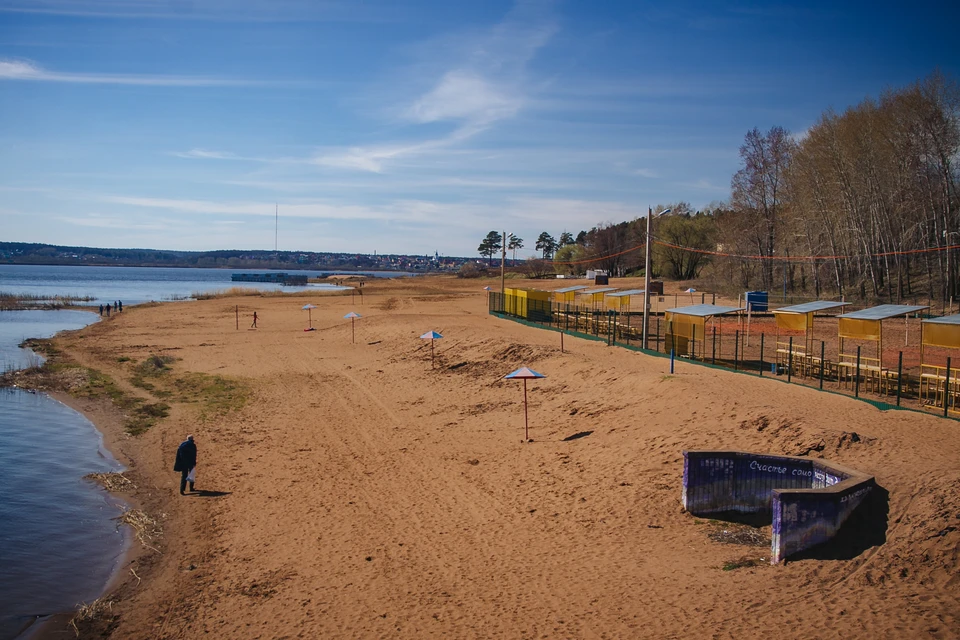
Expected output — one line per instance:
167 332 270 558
190 490 231 498
790 484 889 561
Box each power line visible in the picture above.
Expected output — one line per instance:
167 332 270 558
549 238 960 266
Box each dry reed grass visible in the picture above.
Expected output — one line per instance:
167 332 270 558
191 287 300 300
85 472 136 492
115 508 162 553
70 597 114 635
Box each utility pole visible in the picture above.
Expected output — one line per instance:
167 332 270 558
642 207 653 350
947 226 955 312
501 230 507 295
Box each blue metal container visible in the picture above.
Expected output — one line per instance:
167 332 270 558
745 290 768 312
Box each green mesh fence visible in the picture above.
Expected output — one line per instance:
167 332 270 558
488 292 957 421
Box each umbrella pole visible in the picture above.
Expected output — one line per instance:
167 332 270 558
352 318 355 344
523 378 529 442
431 339 435 368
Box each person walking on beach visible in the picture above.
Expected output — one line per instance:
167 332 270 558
251 311 258 328
105 304 110 317
173 435 198 495
118 300 123 312
98 304 103 316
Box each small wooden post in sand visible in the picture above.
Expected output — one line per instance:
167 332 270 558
344 312 361 343
420 331 443 368
504 367 546 442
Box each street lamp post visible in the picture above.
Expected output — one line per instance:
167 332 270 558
947 229 959 312
642 207 670 350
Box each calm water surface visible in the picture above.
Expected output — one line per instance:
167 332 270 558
0 311 124 640
0 264 409 306
0 310 97 371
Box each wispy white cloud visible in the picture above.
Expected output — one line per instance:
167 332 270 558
171 149 240 160
55 213 172 231
97 191 643 238
406 71 521 125
634 168 659 179
310 125 480 173
0 58 269 86
313 3 555 173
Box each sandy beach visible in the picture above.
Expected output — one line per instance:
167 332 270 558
29 276 960 639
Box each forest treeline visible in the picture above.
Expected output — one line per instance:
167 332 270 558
482 73 959 306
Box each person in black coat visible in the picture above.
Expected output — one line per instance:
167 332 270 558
173 435 197 495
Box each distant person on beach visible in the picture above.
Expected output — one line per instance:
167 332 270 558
173 435 197 495
105 305 110 317
251 311 258 328
98 304 103 316
118 300 123 312
114 301 118 312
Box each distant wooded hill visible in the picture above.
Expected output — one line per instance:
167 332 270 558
0 242 464 272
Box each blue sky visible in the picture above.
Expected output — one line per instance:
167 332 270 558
1 0 958 258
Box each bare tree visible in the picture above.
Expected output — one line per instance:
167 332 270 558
731 126 796 290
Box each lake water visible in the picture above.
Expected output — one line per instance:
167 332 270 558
0 310 98 372
0 311 124 640
0 264 415 307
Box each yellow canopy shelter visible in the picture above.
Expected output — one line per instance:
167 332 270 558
605 289 646 312
502 287 552 319
920 313 960 412
551 285 588 304
771 301 849 369
577 287 618 310
835 304 928 375
664 304 744 359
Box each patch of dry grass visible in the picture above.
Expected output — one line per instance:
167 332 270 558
115 508 162 553
85 472 136 492
71 597 115 635
191 287 300 300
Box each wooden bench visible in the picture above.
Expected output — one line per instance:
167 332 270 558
920 365 960 412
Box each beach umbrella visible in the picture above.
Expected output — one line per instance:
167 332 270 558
302 304 316 330
685 287 697 303
483 286 492 290
504 367 546 442
344 311 361 343
420 330 443 368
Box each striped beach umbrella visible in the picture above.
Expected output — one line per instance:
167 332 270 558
420 331 443 368
504 367 546 442
344 311 361 343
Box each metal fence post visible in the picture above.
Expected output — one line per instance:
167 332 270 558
759 333 765 376
896 351 903 407
819 341 825 390
787 336 793 383
855 346 861 398
734 330 740 371
946 357 952 418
